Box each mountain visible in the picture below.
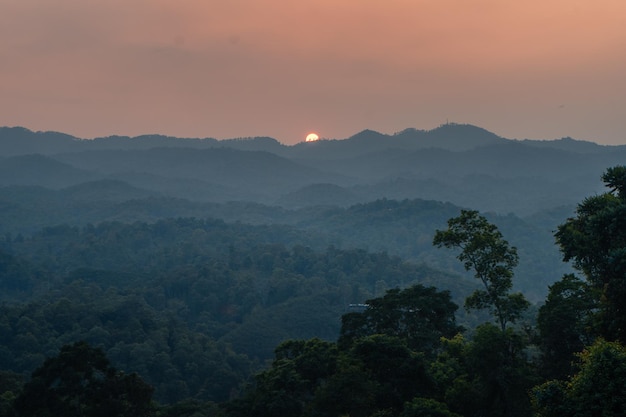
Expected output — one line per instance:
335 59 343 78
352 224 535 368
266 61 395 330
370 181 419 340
2 123 623 157
0 126 288 155
107 172 241 202
394 123 505 150
276 183 361 208
59 179 160 202
52 147 350 203
0 186 570 302
0 154 100 188
286 123 507 160
517 136 621 154
0 123 622 215
0 127 80 155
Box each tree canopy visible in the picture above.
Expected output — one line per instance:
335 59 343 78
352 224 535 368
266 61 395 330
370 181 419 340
339 284 463 354
12 341 154 417
532 339 626 417
555 165 626 343
3 167 626 416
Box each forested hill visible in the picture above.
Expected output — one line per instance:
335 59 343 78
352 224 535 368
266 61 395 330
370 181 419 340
0 194 573 404
1 124 622 215
0 188 569 301
0 216 475 404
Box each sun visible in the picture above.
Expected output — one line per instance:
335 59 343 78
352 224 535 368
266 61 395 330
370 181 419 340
305 133 320 142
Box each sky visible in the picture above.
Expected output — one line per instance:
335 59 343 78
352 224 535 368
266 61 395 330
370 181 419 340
1 1 625 145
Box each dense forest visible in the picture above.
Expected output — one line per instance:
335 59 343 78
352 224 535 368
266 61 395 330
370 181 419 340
1 127 625 416
0 216 478 404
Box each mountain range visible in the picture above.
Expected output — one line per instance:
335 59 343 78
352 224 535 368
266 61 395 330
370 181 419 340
1 123 621 216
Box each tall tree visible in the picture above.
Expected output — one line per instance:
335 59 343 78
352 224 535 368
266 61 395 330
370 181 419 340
555 165 626 343
433 210 529 331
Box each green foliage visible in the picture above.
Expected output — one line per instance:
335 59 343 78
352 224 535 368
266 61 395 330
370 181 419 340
338 284 463 354
0 282 254 405
602 165 626 197
467 324 536 417
555 165 626 343
532 339 626 417
348 335 432 412
156 399 224 417
235 333 433 417
399 397 461 417
0 371 23 417
12 341 155 417
537 274 599 379
228 339 338 417
433 210 530 331
532 166 626 416
567 339 626 415
0 249 34 300
0 191 572 302
434 325 537 417
0 190 599 416
274 338 339 383
530 380 568 417
230 287 465 417
0 218 458 404
307 359 377 417
231 283 539 417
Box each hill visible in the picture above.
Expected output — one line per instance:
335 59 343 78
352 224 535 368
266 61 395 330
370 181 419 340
0 154 99 188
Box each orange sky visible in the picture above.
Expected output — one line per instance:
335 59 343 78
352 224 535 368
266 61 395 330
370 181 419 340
1 0 625 144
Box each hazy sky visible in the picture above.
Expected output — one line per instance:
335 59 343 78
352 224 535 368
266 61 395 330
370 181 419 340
1 1 625 144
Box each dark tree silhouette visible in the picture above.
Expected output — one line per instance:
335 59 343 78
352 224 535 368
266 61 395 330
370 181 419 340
13 341 154 417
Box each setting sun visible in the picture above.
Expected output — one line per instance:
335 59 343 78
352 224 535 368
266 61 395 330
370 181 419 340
305 133 319 142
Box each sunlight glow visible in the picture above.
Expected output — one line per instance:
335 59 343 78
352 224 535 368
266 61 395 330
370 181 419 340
305 133 320 142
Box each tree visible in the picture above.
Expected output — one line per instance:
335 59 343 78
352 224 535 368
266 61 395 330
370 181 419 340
273 338 339 385
400 397 461 417
12 341 154 417
349 334 432 413
312 334 434 417
433 326 536 417
338 284 463 354
309 360 378 417
555 165 626 343
228 338 339 417
0 370 23 417
157 399 224 417
433 210 529 331
532 339 626 417
536 274 599 379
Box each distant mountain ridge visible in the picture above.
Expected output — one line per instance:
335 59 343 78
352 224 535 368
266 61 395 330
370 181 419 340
0 123 622 215
1 123 622 156
0 154 99 188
